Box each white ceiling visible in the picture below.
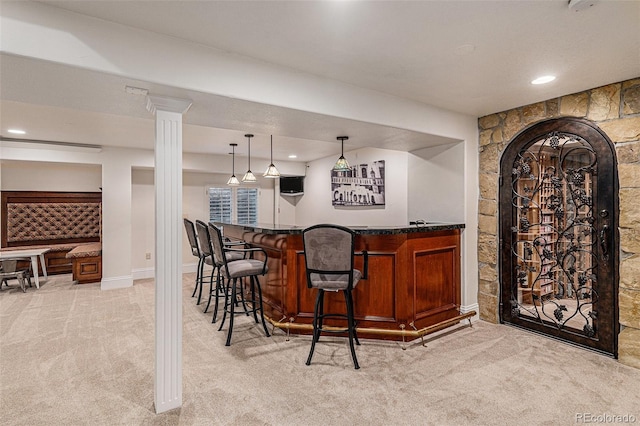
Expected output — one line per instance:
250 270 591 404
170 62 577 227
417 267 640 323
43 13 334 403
1 0 639 161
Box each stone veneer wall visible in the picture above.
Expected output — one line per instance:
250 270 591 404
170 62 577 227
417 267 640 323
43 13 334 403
477 77 640 368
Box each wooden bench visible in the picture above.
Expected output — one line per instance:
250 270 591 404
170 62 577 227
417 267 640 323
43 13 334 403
66 243 102 284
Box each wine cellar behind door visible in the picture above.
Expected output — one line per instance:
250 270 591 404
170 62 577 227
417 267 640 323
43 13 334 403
513 142 594 333
500 117 618 357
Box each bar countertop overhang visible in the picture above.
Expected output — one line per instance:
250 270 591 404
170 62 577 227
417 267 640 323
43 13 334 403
217 221 465 235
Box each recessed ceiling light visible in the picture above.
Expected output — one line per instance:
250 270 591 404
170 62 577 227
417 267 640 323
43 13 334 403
531 75 556 85
288 154 297 159
8 129 26 135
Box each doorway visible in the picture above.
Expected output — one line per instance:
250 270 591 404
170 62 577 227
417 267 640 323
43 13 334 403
499 117 619 356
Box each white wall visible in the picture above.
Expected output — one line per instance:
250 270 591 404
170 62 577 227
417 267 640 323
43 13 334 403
0 160 101 191
277 193 299 226
131 169 155 274
295 147 408 226
101 147 134 288
408 142 465 223
257 183 276 225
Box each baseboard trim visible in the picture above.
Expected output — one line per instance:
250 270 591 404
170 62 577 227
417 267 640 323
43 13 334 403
132 267 154 280
131 263 198 281
101 275 134 290
460 303 480 322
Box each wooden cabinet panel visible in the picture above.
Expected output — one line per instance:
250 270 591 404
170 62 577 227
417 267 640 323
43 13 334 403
72 256 102 284
262 252 286 315
353 253 396 322
413 246 457 318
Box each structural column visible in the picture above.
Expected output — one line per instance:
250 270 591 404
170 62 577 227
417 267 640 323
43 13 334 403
146 95 192 414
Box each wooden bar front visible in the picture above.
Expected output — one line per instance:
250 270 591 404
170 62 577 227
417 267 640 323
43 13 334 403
223 224 462 340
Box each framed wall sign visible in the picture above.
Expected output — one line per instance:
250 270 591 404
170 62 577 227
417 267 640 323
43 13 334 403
331 160 385 206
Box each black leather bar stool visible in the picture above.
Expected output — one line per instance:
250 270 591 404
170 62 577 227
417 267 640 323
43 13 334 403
302 224 368 369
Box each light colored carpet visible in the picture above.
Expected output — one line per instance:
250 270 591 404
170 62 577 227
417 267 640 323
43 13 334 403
1 273 639 425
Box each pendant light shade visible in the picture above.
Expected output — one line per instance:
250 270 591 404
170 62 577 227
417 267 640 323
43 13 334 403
242 134 257 183
227 143 240 186
263 135 281 178
333 136 350 171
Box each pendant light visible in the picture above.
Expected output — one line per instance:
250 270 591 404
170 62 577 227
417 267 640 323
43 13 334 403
263 134 281 178
333 136 350 171
227 143 240 186
242 133 257 183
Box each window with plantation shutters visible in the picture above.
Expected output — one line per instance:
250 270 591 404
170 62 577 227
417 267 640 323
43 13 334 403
236 188 258 225
208 187 258 226
208 188 232 223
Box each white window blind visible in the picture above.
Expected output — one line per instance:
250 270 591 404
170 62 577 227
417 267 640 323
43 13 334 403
237 188 258 225
209 188 232 223
208 187 258 226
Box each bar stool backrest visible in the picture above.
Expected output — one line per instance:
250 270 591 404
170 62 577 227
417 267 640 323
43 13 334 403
302 224 355 290
207 222 227 268
183 218 201 257
195 220 213 260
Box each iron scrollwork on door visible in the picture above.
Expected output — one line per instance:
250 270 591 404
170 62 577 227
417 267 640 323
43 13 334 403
510 131 600 338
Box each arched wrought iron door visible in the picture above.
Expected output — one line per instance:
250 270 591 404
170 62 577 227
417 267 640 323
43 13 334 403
499 117 618 357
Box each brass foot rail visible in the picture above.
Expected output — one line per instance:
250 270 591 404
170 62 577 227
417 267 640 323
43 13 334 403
265 311 476 350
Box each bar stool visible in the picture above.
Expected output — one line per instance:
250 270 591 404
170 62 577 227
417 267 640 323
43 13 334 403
208 222 271 346
302 224 368 369
194 220 246 322
184 218 206 304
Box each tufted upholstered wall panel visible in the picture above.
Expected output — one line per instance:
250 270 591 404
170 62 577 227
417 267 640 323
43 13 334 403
1 191 102 248
7 203 100 242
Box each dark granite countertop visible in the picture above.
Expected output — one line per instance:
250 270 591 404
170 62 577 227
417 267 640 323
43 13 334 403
218 222 465 235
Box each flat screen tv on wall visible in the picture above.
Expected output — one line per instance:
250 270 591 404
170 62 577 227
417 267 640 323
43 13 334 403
280 176 304 196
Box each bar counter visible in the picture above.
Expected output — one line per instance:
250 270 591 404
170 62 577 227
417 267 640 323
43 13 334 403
220 222 469 341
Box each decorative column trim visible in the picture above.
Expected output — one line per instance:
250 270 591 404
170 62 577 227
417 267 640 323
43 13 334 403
147 95 192 414
146 95 192 115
